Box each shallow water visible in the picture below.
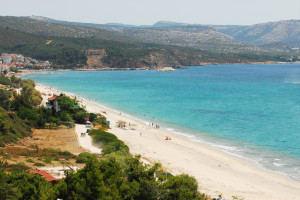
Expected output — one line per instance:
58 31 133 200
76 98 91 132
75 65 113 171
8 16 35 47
25 63 300 181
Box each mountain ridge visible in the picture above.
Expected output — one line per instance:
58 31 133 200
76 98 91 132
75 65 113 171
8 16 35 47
25 16 300 51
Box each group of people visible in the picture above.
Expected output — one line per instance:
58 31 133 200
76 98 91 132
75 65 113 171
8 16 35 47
149 122 160 129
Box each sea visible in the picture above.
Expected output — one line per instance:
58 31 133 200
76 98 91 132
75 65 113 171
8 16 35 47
24 63 300 181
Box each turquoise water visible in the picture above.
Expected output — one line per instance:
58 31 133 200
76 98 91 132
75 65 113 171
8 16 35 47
25 63 300 181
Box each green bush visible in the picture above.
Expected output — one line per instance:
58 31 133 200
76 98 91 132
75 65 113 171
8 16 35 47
0 170 56 199
76 152 93 163
90 129 118 146
57 151 73 157
43 157 52 164
48 116 61 125
26 159 34 163
89 129 130 159
10 162 30 171
17 106 39 121
34 162 45 167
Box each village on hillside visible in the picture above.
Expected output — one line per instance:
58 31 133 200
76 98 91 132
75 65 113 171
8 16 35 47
0 53 51 72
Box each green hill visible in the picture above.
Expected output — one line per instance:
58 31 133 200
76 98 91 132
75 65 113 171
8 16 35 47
0 16 141 45
0 16 289 68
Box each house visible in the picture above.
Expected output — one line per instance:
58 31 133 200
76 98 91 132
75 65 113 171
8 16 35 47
29 170 58 183
46 95 61 112
15 62 24 68
40 60 51 67
9 62 16 68
2 55 12 64
0 64 9 71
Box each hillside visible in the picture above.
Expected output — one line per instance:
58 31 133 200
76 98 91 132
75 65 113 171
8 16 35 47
25 16 300 52
260 42 300 53
0 16 290 68
24 16 259 53
0 16 141 45
0 107 32 147
120 26 263 53
213 20 300 47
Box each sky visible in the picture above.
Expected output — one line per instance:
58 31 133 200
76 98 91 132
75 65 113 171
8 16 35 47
1 0 300 25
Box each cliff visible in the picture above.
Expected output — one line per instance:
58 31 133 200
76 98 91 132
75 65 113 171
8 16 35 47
86 49 215 69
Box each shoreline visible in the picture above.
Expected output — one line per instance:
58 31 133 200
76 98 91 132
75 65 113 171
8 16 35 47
16 61 300 74
35 83 300 200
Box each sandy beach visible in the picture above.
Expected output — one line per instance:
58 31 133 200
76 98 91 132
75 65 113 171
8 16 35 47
36 83 300 200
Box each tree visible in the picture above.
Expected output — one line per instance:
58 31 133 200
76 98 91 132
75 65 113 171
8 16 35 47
73 110 89 124
57 156 107 199
89 113 97 122
7 171 55 200
59 110 72 122
57 96 74 112
17 106 39 121
0 89 11 110
161 174 207 200
19 79 42 108
10 75 21 88
125 156 161 199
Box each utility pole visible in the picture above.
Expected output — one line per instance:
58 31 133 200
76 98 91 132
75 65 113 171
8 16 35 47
66 170 69 200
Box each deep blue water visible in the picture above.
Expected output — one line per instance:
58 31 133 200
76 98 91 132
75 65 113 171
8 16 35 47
25 63 300 181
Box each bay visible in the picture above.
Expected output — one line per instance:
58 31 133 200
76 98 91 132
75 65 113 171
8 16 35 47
25 63 300 181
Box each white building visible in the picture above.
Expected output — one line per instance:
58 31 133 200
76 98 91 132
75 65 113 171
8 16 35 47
0 64 9 70
46 95 61 112
2 55 12 64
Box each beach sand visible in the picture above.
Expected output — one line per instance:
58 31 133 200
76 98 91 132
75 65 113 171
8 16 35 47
36 83 300 200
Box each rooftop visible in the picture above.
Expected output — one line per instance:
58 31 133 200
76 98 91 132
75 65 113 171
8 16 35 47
29 170 56 182
48 95 59 101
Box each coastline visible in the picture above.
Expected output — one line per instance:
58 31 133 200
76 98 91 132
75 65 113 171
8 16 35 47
16 61 300 74
35 83 300 200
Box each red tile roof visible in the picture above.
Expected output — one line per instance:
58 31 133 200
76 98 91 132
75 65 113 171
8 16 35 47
29 170 56 182
48 95 59 101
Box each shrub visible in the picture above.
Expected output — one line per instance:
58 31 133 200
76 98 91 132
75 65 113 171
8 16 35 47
89 129 130 159
76 152 93 163
58 151 73 157
43 157 52 164
90 130 118 147
34 162 45 166
48 116 61 125
10 162 30 171
26 159 34 163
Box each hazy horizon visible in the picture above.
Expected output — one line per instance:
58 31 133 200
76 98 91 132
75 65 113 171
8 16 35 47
2 14 299 27
0 0 299 26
